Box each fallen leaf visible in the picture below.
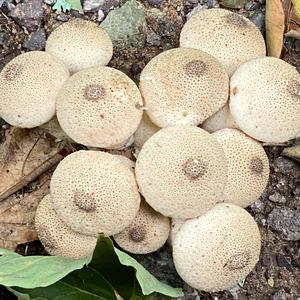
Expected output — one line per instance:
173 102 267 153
266 0 285 57
285 28 300 38
282 144 300 161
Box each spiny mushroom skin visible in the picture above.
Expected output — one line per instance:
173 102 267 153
56 67 143 149
173 203 261 292
113 201 170 254
135 126 227 219
35 195 97 259
134 113 160 148
139 48 229 127
230 57 300 143
50 150 141 236
202 103 239 133
46 19 113 73
213 129 269 207
180 8 266 76
0 51 69 128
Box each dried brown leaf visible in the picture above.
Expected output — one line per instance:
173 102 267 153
285 28 300 39
266 0 285 57
282 144 300 161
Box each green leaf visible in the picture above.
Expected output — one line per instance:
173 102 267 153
52 0 83 13
0 248 91 288
220 0 247 8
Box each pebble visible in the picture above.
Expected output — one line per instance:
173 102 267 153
269 192 287 204
158 17 176 37
147 0 166 7
249 10 265 33
9 0 44 32
244 1 260 11
56 13 69 22
43 0 56 4
97 9 105 21
276 254 292 271
23 28 46 50
0 30 10 46
268 207 300 241
146 31 161 46
83 0 104 12
186 3 209 19
273 156 300 174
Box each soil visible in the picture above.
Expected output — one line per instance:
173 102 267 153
0 0 300 299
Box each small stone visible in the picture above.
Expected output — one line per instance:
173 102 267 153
83 0 104 12
269 192 287 204
97 9 105 21
9 0 44 32
244 1 260 10
23 28 46 50
292 257 300 268
187 3 208 20
273 156 300 174
295 40 300 53
43 0 56 4
276 254 292 271
268 207 300 241
98 0 120 12
158 17 176 37
147 0 166 7
146 31 161 46
0 30 10 46
56 13 69 21
272 290 287 300
249 10 265 33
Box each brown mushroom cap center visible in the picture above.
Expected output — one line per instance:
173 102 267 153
224 13 247 27
4 63 23 81
250 157 264 175
182 157 208 179
184 60 207 77
129 226 146 243
83 84 106 101
224 251 250 271
73 190 97 212
287 80 300 96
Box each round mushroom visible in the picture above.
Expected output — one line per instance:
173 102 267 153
202 103 239 133
180 8 266 76
173 203 261 292
56 66 143 148
135 125 227 219
134 113 160 149
139 48 229 127
50 150 141 236
0 51 69 128
46 18 113 73
113 201 170 254
230 57 300 143
35 194 97 259
212 128 269 207
167 218 186 247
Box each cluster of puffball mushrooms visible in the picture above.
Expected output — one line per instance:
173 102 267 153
1 8 300 293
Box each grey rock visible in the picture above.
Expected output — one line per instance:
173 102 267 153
187 3 208 19
0 30 10 46
273 156 300 174
269 192 287 204
9 0 44 32
158 17 176 37
147 0 166 7
83 0 104 12
23 28 46 50
101 0 146 48
245 1 260 11
268 207 300 241
97 9 105 21
249 10 265 33
43 0 56 4
146 31 161 46
56 13 69 21
295 40 300 53
98 0 120 12
272 290 287 300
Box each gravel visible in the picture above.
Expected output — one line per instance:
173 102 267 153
23 28 46 50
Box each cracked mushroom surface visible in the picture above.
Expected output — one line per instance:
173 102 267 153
139 48 229 127
180 8 266 76
213 128 269 208
56 66 143 148
0 51 69 128
230 57 300 143
46 19 113 73
50 150 141 236
35 194 97 259
113 201 170 254
135 125 227 219
173 203 261 292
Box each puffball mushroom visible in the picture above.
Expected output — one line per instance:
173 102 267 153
134 113 160 148
180 8 266 76
139 48 229 127
46 19 113 73
0 51 69 128
230 57 300 143
35 195 97 259
50 150 141 236
113 201 170 254
135 125 227 219
56 66 143 149
173 203 261 292
202 103 238 133
213 129 269 208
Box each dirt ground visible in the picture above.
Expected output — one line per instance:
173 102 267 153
0 0 300 299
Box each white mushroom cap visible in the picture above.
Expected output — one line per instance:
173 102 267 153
135 125 227 218
0 51 69 128
46 18 113 73
212 129 269 207
134 113 160 148
167 218 186 247
35 194 97 259
230 57 300 143
139 48 229 127
180 8 266 76
56 66 143 149
50 150 141 236
113 201 170 254
202 103 239 133
173 203 261 292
